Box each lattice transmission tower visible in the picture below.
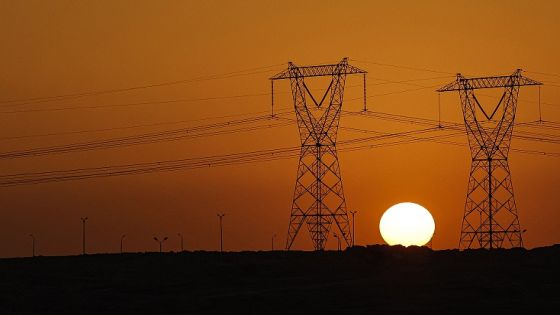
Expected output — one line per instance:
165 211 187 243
438 70 542 249
270 58 367 250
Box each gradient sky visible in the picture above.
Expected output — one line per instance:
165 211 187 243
0 0 559 257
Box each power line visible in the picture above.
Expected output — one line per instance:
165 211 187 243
525 70 560 78
341 128 560 157
0 63 285 107
0 125 557 187
477 93 560 108
2 75 452 114
350 59 560 90
2 108 557 159
345 84 442 102
343 110 560 144
0 128 444 186
0 112 293 159
349 58 455 75
0 107 292 141
0 92 272 114
366 75 454 86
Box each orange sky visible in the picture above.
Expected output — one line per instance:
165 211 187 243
0 1 559 257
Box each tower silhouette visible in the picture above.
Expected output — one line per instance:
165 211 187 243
270 58 366 250
438 70 542 249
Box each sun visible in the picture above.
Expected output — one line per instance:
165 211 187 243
379 202 435 247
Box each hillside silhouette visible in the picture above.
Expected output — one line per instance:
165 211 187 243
1 245 559 314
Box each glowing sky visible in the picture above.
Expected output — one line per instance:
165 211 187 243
0 1 558 257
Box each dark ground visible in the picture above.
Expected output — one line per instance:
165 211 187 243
1 245 559 314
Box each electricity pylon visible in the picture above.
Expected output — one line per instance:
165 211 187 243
438 70 542 249
270 58 366 250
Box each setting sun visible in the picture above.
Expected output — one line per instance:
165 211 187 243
379 202 435 247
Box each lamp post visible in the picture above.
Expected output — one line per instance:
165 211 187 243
81 217 88 255
217 213 225 252
350 210 357 247
272 234 276 251
429 231 434 249
153 236 168 253
29 234 36 257
333 233 341 252
120 234 126 253
178 233 184 252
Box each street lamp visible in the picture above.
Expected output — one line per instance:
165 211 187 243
333 233 341 252
522 229 528 248
350 210 357 247
81 217 88 255
177 233 184 252
217 213 225 252
120 234 126 253
29 234 36 258
153 236 168 253
429 231 434 249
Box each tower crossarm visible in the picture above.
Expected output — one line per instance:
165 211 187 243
437 70 542 92
270 58 366 80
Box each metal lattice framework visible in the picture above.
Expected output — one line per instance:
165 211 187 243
438 69 542 249
270 58 366 250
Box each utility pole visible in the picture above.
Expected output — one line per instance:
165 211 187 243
29 234 36 257
438 70 542 249
120 234 126 254
217 213 225 252
350 210 357 247
81 217 88 255
270 58 365 250
177 233 184 252
272 234 276 251
153 236 168 253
